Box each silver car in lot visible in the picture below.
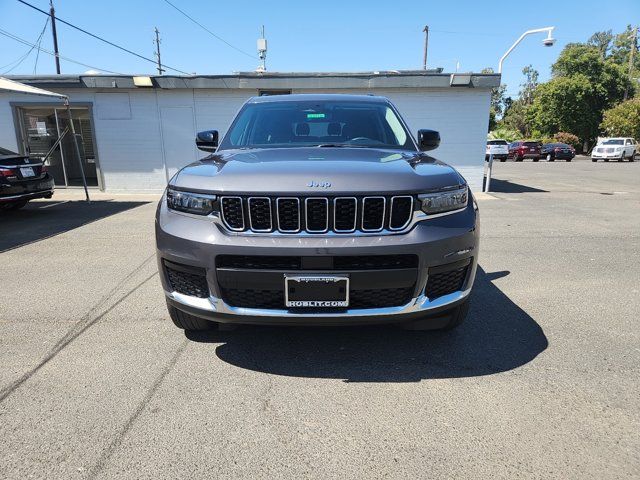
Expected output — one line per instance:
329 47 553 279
155 94 479 331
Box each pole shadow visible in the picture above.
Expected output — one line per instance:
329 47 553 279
186 267 548 382
483 178 548 193
0 200 150 252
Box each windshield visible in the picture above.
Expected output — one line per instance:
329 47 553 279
0 147 19 156
602 139 623 145
487 140 507 145
218 100 415 151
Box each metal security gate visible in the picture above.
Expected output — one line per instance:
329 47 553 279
16 106 99 188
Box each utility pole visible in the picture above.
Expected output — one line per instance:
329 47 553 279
624 25 637 101
49 0 61 74
154 27 165 75
422 25 429 70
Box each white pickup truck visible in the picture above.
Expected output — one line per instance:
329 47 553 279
591 138 638 162
485 139 509 162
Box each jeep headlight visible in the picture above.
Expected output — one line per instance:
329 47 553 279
419 186 468 214
166 187 217 215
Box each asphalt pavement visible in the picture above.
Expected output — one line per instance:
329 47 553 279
1 156 638 479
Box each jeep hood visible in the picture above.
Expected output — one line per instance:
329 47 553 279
170 147 466 195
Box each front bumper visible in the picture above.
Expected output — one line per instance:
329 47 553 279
592 152 624 160
0 175 55 202
485 154 507 160
155 196 480 326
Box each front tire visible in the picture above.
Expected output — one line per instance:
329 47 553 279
516 155 523 162
401 299 469 331
166 301 214 331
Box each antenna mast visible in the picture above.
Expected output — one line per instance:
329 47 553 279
257 25 267 72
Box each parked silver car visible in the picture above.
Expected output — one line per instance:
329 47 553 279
155 94 479 331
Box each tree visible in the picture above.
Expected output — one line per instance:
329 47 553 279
519 65 539 105
481 67 507 117
600 97 640 138
530 43 632 148
501 99 531 137
588 30 613 58
610 25 639 72
528 74 599 147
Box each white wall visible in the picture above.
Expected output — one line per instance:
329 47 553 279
0 86 489 192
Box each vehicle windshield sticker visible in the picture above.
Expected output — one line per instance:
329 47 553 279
306 113 325 119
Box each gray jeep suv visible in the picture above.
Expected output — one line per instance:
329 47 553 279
155 94 479 331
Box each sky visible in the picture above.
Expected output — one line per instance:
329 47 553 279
0 0 638 99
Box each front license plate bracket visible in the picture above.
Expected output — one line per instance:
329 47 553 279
285 275 349 308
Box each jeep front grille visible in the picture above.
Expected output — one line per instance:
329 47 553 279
220 195 415 234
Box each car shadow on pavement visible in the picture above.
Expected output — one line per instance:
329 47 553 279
484 178 547 193
186 267 548 382
0 200 150 252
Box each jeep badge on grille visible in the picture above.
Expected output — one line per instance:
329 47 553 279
307 181 331 188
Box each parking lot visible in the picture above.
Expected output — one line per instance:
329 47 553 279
1 156 638 479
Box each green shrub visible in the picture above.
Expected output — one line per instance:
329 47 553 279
600 98 640 139
553 132 581 149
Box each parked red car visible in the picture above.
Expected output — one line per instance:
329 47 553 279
508 141 541 162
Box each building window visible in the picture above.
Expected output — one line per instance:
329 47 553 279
258 89 291 96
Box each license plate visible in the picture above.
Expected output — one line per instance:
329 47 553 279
285 275 349 308
20 167 35 177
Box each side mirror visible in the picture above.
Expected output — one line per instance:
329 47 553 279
196 130 219 152
417 129 440 151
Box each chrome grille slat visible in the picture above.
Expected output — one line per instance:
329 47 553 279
305 197 329 233
334 197 357 232
389 196 413 231
248 197 272 232
221 195 414 234
361 196 386 232
276 197 301 232
220 196 245 231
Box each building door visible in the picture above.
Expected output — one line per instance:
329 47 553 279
160 106 197 183
17 106 99 187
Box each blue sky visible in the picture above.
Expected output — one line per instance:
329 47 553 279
1 0 638 98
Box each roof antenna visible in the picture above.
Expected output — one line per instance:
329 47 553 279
256 25 267 72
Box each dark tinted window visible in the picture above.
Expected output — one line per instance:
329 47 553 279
219 100 414 151
487 140 508 145
523 142 539 147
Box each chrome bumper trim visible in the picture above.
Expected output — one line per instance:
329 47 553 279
166 287 471 318
0 189 54 201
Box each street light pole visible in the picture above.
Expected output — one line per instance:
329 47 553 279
486 26 557 193
498 27 556 74
422 25 429 70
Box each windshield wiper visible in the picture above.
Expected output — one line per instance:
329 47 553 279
315 144 372 148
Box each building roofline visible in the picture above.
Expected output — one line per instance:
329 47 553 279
6 70 501 90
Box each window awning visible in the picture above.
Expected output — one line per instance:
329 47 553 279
0 77 89 201
0 76 68 99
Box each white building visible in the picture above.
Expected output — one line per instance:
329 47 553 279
0 71 499 192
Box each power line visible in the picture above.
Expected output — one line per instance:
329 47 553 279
1 17 48 74
33 17 50 74
162 0 257 59
0 28 125 75
15 0 190 75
